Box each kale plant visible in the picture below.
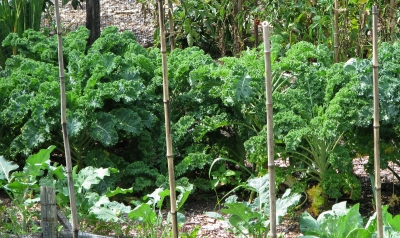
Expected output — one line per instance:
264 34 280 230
267 42 362 202
0 26 165 192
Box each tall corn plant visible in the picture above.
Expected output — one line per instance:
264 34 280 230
54 0 79 237
158 0 178 237
372 5 383 238
0 0 43 64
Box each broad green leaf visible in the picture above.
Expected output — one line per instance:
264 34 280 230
338 203 363 235
317 211 340 236
92 196 131 220
331 201 348 216
111 108 142 135
102 53 120 75
22 120 50 148
75 167 110 192
175 152 211 176
106 201 132 214
365 211 377 234
49 165 65 181
24 146 55 178
221 202 259 226
176 184 193 210
157 189 171 209
106 187 134 197
177 212 186 225
5 181 30 195
389 215 400 231
382 225 400 237
172 115 196 142
275 189 301 224
0 156 19 182
300 212 321 234
86 192 100 207
67 113 85 137
128 203 157 224
247 174 270 206
2 94 31 124
90 206 121 222
24 197 41 206
224 170 236 176
193 114 230 141
89 112 118 146
93 192 110 207
343 58 358 71
235 75 254 104
79 90 103 109
346 228 372 238
145 187 170 209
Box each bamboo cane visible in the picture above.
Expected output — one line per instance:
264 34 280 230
54 0 79 237
262 21 276 238
372 5 383 238
157 0 178 237
168 0 175 51
333 0 339 62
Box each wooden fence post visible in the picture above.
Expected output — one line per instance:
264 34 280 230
41 186 58 238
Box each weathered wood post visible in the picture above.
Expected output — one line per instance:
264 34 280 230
41 186 57 238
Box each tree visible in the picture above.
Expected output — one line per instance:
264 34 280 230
70 0 100 46
86 0 100 46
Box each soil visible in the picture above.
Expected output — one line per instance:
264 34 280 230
45 0 156 47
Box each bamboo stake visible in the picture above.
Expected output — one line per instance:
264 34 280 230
168 0 175 51
372 5 383 238
157 0 178 237
333 0 339 62
54 0 79 237
262 21 276 238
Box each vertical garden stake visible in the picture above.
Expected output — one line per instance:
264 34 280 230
333 0 339 62
168 0 175 51
54 0 79 237
262 21 276 238
372 5 383 238
157 0 178 237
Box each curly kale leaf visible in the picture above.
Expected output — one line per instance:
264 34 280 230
2 30 58 63
88 26 138 55
244 126 267 164
0 27 158 165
